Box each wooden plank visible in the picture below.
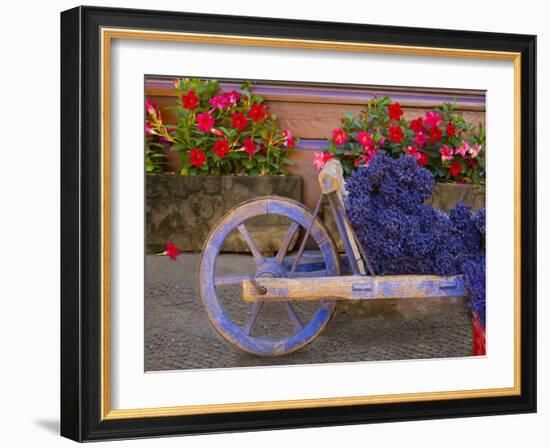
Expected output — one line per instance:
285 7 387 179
146 78 486 110
242 275 466 302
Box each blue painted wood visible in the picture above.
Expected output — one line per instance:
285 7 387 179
198 196 340 356
327 192 361 275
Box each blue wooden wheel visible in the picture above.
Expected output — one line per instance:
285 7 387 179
199 196 340 356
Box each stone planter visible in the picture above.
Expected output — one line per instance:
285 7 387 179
322 182 486 252
146 174 302 254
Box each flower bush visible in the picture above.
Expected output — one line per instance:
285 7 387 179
317 96 485 184
149 78 295 176
345 152 486 326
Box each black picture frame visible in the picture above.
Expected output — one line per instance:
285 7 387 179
61 5 536 442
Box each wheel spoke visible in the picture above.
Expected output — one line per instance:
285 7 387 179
275 221 300 263
237 223 264 263
243 301 264 336
283 302 304 331
214 274 250 286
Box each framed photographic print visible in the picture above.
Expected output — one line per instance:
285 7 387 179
60 6 536 442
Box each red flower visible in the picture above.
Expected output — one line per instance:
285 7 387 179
196 112 214 133
283 130 295 148
189 148 206 168
357 131 374 149
429 126 442 142
332 128 348 146
388 102 404 121
231 112 248 131
418 152 429 167
182 90 199 110
163 242 180 260
212 139 230 158
409 117 424 132
467 158 478 168
450 161 462 177
388 125 404 144
446 121 456 137
243 137 256 157
145 121 153 136
249 104 267 122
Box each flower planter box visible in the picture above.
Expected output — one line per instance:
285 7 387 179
323 182 485 253
146 174 302 253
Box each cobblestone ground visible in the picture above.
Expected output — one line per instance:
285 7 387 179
145 254 473 371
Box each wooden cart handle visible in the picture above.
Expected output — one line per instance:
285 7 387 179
318 159 344 194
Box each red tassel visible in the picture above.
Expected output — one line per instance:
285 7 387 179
472 313 486 356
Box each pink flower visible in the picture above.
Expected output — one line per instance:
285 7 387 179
210 128 224 137
209 95 228 109
455 141 470 157
405 145 421 161
332 129 348 146
440 145 454 162
223 90 240 106
425 111 442 128
413 131 428 147
357 131 374 149
283 130 295 148
197 112 215 133
469 143 482 158
145 121 153 136
146 100 156 117
312 151 333 171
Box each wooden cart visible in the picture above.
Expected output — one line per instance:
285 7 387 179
199 159 466 356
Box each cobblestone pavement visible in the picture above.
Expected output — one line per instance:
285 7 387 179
145 254 473 371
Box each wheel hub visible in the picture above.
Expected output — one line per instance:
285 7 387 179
256 259 287 279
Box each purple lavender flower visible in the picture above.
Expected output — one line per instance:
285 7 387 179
345 152 486 326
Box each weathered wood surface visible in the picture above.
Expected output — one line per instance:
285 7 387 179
147 78 486 109
243 275 466 302
318 159 344 194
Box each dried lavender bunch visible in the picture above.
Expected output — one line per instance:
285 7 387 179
345 152 486 325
